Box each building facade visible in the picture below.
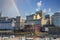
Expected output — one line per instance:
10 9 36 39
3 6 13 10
15 16 25 30
26 10 48 26
15 16 20 30
0 12 25 30
20 17 25 29
45 14 53 25
0 19 15 30
53 12 60 27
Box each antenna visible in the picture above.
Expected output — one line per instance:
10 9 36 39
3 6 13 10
0 10 2 17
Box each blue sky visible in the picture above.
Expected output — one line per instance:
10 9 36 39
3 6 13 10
0 0 60 18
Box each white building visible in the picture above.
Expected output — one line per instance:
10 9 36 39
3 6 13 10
20 17 25 29
53 12 60 27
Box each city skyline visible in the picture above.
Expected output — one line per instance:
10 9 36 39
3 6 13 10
0 0 60 39
0 0 60 18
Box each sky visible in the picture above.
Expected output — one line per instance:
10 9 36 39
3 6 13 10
0 0 60 18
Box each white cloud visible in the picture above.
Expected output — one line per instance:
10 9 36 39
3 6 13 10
36 8 39 11
31 12 35 14
37 1 42 8
48 8 51 12
36 1 42 11
56 11 60 12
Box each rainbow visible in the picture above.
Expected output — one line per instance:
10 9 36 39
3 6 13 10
12 0 20 16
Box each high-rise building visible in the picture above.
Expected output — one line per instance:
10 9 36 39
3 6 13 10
26 10 47 26
53 12 60 27
0 20 15 30
20 17 25 29
0 17 16 30
0 14 16 30
45 14 53 25
15 16 25 30
16 16 21 30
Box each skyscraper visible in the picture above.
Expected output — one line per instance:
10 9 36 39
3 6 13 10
26 10 47 26
16 16 20 30
53 12 60 27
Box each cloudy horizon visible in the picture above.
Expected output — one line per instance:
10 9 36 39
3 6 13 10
0 0 60 18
